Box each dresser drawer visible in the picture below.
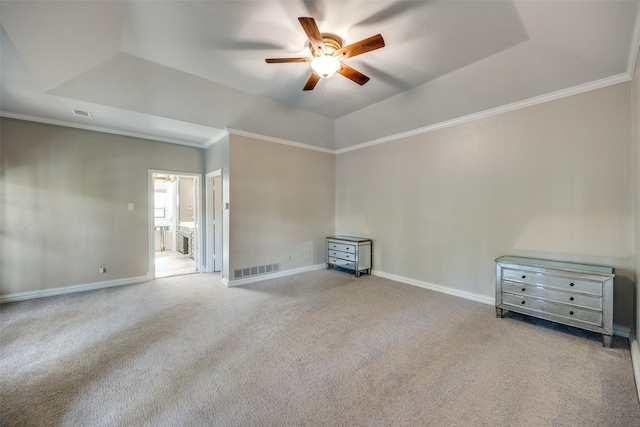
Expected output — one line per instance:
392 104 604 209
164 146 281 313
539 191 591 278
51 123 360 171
329 250 355 261
502 268 602 296
502 293 602 326
328 257 355 269
327 241 356 254
502 282 602 310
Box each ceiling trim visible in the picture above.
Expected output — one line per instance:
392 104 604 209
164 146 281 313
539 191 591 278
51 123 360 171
627 6 640 78
203 131 229 148
0 111 207 148
335 71 632 155
227 128 335 155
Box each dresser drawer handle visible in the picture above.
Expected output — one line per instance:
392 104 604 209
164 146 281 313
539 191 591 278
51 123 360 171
521 300 526 305
521 288 526 292
570 283 575 287
570 311 574 315
569 297 574 301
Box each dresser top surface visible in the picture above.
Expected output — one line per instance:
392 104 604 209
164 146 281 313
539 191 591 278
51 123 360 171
327 236 372 244
496 256 614 276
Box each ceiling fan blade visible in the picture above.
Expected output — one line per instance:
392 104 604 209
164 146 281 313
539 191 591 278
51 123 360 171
265 57 313 63
298 17 326 55
337 64 370 86
303 72 321 91
334 34 385 59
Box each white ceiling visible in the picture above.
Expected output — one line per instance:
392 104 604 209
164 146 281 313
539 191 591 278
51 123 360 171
1 1 639 150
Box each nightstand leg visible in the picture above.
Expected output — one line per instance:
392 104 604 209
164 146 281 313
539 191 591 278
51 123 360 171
602 334 612 348
496 307 504 318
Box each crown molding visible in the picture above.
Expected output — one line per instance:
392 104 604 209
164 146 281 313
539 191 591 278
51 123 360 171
0 111 208 148
226 127 335 154
337 8 640 156
5 38 637 159
336 72 632 155
627 5 640 78
203 130 229 148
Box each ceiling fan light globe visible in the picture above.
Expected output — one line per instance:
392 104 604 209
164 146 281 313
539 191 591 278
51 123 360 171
311 55 341 79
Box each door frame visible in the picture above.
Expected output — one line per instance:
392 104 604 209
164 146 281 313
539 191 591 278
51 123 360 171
205 169 223 273
148 169 204 277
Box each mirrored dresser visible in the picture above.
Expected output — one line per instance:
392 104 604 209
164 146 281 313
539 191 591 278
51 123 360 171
326 236 372 277
496 256 615 347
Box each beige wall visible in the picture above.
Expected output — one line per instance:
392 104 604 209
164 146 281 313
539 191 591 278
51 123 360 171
178 177 194 223
0 118 204 295
633 49 640 340
228 135 335 279
336 83 635 329
2 76 636 335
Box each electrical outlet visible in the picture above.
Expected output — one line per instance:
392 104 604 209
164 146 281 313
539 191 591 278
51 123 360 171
99 265 106 273
288 255 292 261
128 203 134 211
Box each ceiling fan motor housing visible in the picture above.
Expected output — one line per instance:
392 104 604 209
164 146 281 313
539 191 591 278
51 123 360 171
315 35 342 56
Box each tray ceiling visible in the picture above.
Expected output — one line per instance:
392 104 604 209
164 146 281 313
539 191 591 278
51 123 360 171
1 1 638 150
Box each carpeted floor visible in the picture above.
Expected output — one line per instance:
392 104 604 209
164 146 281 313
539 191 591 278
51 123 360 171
1 270 639 426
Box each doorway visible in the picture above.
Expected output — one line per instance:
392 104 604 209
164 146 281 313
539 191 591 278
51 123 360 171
149 171 202 278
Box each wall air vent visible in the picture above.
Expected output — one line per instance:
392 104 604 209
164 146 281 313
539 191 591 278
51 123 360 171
234 263 280 279
71 109 92 118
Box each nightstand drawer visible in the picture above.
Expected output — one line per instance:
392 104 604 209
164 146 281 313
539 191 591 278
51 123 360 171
329 250 355 261
327 241 356 253
328 257 355 269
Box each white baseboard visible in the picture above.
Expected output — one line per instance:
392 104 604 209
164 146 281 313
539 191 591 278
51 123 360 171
371 270 632 339
371 270 495 305
0 274 152 303
614 326 632 339
225 264 326 287
630 330 640 403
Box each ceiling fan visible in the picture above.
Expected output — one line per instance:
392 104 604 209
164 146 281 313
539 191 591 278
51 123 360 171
266 17 385 91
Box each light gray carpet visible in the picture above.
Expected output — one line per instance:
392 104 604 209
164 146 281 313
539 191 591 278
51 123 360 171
1 270 639 426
